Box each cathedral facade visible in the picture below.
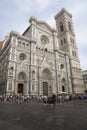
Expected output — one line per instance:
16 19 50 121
0 8 84 96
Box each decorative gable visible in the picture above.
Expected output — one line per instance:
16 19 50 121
40 55 50 68
36 21 54 33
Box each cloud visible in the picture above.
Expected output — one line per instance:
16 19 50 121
79 54 87 70
12 0 52 15
34 0 50 11
14 0 33 13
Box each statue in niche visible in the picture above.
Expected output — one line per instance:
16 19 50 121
9 67 13 76
32 70 35 80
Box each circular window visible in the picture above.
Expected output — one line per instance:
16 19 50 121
19 53 27 60
41 35 49 45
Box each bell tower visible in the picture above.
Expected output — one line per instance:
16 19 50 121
55 8 84 93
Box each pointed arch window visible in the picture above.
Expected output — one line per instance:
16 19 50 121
59 22 64 33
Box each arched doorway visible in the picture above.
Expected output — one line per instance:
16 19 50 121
61 78 66 93
17 72 26 94
18 83 23 94
62 86 65 92
41 68 52 96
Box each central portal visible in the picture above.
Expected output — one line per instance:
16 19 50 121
43 82 48 96
18 83 23 94
41 68 53 96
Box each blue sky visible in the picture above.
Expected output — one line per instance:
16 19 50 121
0 0 87 70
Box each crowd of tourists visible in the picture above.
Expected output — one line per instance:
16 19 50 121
0 93 87 104
0 94 37 104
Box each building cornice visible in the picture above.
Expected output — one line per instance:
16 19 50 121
54 8 72 20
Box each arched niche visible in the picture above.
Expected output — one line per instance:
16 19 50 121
18 72 26 81
42 68 52 79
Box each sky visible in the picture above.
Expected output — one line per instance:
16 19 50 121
0 0 87 70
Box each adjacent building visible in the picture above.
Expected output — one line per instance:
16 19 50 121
0 8 84 96
82 70 87 93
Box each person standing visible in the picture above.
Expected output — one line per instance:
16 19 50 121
52 93 56 109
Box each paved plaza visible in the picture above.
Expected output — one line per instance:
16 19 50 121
0 101 87 130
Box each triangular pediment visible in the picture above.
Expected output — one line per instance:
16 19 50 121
40 55 50 67
23 17 56 36
37 21 54 32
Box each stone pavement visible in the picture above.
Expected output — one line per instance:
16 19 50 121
0 102 87 130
